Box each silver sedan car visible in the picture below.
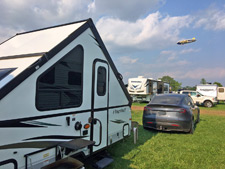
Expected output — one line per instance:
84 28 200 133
143 94 200 134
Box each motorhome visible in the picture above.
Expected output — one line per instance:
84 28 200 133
127 76 170 102
0 19 132 169
196 84 225 101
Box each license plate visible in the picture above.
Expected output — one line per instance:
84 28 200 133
158 111 166 115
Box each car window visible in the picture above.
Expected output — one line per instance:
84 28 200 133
191 92 197 96
188 97 195 107
151 95 181 105
183 97 189 106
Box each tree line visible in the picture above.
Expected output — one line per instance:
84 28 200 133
160 76 223 92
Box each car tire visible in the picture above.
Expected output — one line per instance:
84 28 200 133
196 111 200 123
143 126 148 130
204 101 213 108
189 120 194 134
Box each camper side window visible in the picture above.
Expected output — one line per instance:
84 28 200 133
36 45 83 111
97 66 106 96
219 88 224 93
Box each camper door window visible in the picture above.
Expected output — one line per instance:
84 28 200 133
97 66 106 96
36 45 84 111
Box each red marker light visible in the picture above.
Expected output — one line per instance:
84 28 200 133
84 124 90 129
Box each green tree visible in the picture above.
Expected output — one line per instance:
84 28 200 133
213 82 223 87
200 78 206 84
184 86 196 90
161 76 182 91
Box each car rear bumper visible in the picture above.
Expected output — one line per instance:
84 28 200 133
143 118 191 132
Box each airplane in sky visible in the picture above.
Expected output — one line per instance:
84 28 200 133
177 37 196 45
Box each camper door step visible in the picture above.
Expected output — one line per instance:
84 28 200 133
59 138 95 151
94 157 114 169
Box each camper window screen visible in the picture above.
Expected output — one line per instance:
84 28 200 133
36 45 83 111
97 66 106 96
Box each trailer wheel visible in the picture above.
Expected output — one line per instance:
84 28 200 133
204 101 213 108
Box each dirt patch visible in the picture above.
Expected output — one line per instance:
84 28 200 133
131 106 225 116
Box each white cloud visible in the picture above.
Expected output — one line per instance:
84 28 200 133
180 48 200 54
88 0 165 21
96 12 193 50
194 6 225 31
118 56 139 64
159 48 200 62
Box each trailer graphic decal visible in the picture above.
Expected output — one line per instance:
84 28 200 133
110 119 126 124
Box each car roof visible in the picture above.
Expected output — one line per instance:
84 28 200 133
181 90 196 92
155 93 186 98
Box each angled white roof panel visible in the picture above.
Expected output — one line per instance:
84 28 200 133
0 21 86 58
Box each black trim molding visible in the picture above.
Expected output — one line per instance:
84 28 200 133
0 159 18 169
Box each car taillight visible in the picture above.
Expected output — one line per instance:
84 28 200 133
179 108 186 113
144 106 149 111
144 106 151 114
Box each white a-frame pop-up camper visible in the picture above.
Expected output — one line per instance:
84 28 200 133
0 19 132 169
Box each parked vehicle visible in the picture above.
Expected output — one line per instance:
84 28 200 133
143 94 200 134
127 76 170 102
0 19 132 169
196 84 225 102
180 90 217 107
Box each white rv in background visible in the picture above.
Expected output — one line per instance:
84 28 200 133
127 76 170 102
196 84 225 101
0 19 132 169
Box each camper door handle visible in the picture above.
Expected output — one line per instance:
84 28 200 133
93 118 102 147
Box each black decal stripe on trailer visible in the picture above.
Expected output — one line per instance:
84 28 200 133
0 159 18 169
23 135 86 141
0 141 61 150
0 104 129 128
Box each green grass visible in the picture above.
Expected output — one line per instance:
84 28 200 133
133 102 225 111
105 106 225 169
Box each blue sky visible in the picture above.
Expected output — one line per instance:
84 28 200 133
0 0 225 87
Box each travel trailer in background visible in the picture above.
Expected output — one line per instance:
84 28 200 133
196 84 225 101
127 76 170 102
0 19 132 169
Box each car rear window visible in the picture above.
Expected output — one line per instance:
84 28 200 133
151 95 181 105
0 68 16 81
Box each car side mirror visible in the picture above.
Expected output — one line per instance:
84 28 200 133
197 94 200 97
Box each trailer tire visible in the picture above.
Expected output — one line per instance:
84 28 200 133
204 100 213 108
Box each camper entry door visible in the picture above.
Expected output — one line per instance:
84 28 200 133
92 60 109 152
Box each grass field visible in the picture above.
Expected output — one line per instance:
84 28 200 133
105 103 225 169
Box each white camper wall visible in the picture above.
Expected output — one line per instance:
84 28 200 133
196 85 217 97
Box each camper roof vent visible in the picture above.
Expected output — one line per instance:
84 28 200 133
138 76 144 78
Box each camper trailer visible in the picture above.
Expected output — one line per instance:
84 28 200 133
127 76 169 102
0 19 132 169
196 84 225 101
